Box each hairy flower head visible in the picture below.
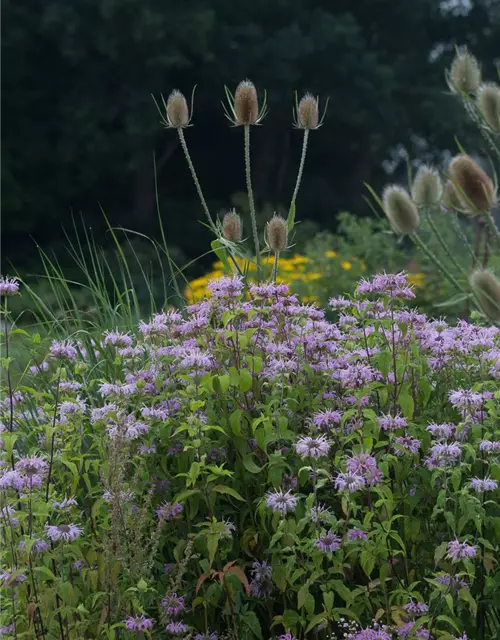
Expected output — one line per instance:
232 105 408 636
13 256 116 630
448 155 496 213
470 270 500 321
447 47 481 94
411 165 443 207
222 210 243 242
265 215 288 252
382 185 420 234
477 82 500 133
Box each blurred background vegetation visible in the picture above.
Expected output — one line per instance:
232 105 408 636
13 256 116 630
2 0 500 315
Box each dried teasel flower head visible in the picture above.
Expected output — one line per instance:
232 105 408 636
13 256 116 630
411 165 443 207
265 215 288 252
223 80 268 126
442 180 463 211
470 270 500 321
152 88 194 129
222 210 243 242
476 83 500 133
293 93 328 130
382 185 420 235
446 47 481 94
448 154 496 213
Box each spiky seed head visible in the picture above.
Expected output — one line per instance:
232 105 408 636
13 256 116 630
266 215 288 252
382 185 420 235
442 180 463 211
470 270 500 321
448 154 496 213
448 48 481 94
477 83 500 133
234 80 259 125
166 90 189 128
222 210 243 242
297 93 319 130
411 165 443 207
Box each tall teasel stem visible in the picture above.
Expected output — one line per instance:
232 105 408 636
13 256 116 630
483 209 500 246
244 124 262 281
271 251 280 282
410 232 466 293
424 209 470 280
290 128 309 211
177 128 218 235
450 213 482 269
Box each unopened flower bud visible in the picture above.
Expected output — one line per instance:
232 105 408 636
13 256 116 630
222 210 243 242
477 83 500 133
266 215 288 252
447 48 481 94
470 270 500 321
442 180 463 211
166 90 189 128
382 185 420 235
411 165 443 207
448 154 496 213
234 80 259 125
297 93 319 130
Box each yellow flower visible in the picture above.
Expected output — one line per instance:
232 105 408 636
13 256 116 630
307 272 322 281
290 255 308 265
325 250 337 258
408 272 425 288
302 295 318 303
341 261 352 271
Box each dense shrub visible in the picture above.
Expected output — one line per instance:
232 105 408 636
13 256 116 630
1 273 499 639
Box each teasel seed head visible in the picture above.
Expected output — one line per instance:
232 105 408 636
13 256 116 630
470 270 500 321
265 215 288 252
234 80 259 125
411 165 443 207
448 154 496 213
166 90 190 128
442 180 463 211
476 83 500 133
382 185 420 235
447 47 481 94
222 210 243 242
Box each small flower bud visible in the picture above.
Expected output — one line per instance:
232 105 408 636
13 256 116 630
382 185 420 235
442 180 463 211
266 215 288 252
448 154 496 213
470 270 500 321
447 47 481 94
297 93 319 129
234 80 259 125
476 83 500 133
411 165 443 207
222 210 243 242
166 90 189 128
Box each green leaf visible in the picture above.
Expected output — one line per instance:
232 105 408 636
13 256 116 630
297 583 310 609
281 610 300 627
174 489 201 502
239 368 253 392
398 391 414 420
243 456 263 474
211 239 231 271
213 485 245 501
206 533 218 565
305 613 328 634
242 611 262 639
360 551 375 577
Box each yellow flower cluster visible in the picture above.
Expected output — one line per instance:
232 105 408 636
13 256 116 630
185 252 366 305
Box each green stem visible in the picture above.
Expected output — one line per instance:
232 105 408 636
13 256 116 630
450 213 482 269
271 251 279 282
410 232 465 293
177 128 217 234
425 210 469 280
290 128 309 212
244 124 262 281
483 210 500 246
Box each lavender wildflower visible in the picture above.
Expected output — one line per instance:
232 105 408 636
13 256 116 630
314 531 341 552
124 615 154 631
446 539 478 563
265 489 298 514
45 523 83 542
161 592 185 616
295 435 330 459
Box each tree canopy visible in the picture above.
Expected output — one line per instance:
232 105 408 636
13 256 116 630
2 0 499 269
